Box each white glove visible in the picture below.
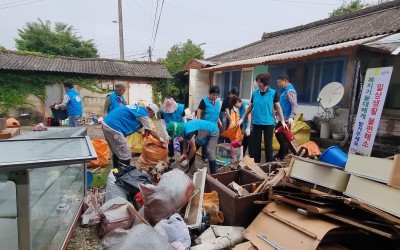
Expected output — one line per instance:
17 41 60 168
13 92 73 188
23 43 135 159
180 159 189 168
288 118 294 125
245 128 251 137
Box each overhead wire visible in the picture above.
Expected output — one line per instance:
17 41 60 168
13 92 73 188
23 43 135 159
0 0 44 9
151 0 165 50
150 0 160 46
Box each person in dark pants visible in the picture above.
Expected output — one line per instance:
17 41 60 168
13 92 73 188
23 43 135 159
104 83 127 116
197 86 222 163
219 87 239 143
229 95 252 156
167 120 219 174
274 74 298 160
102 104 160 170
238 73 287 163
55 82 83 127
160 97 187 163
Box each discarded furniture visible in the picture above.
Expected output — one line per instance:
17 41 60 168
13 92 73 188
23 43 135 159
0 127 96 250
204 169 266 227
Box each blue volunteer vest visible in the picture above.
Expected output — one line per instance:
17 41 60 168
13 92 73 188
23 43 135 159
182 120 218 145
280 84 296 119
161 103 185 124
104 105 148 136
252 88 276 125
202 97 220 123
108 92 126 113
66 89 83 116
239 101 252 130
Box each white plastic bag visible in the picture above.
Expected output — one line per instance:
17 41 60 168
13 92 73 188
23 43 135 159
139 169 194 225
154 213 191 250
105 171 127 202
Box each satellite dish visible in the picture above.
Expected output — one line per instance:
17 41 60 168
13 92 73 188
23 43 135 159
317 82 344 109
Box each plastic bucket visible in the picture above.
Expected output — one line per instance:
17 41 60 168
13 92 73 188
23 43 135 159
318 146 348 168
87 171 93 189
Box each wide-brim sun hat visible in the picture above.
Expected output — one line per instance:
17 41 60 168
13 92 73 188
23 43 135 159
147 103 159 118
161 98 178 114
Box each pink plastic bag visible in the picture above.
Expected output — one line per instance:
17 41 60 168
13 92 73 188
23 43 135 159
139 169 195 225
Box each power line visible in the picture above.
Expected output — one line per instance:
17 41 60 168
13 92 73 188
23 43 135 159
0 0 33 7
150 0 160 46
132 0 175 44
0 0 44 9
151 0 165 49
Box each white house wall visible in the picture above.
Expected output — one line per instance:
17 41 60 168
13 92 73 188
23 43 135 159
189 69 210 112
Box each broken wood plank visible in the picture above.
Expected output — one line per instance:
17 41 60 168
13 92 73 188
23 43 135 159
345 198 400 225
253 200 272 205
324 213 398 239
239 155 268 179
272 195 336 214
252 178 268 194
229 181 250 196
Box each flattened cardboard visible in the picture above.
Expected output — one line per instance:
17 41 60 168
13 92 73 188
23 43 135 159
232 241 257 250
388 155 400 189
244 202 341 250
345 175 400 218
289 156 350 192
345 154 393 183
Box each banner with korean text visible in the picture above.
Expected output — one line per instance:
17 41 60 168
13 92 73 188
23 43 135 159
349 67 393 156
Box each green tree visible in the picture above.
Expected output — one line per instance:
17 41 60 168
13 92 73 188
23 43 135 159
15 18 98 58
162 39 204 75
330 0 392 17
156 39 205 104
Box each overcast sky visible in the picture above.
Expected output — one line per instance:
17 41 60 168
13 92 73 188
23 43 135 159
0 0 379 60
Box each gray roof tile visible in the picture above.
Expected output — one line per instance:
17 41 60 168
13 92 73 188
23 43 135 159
208 1 400 63
0 51 172 79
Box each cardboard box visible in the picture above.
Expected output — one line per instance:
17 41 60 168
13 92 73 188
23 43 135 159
244 202 342 250
288 156 350 192
388 155 400 189
205 169 266 227
345 154 393 183
345 175 400 218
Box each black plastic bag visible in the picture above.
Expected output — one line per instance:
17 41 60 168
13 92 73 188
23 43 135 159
115 168 152 195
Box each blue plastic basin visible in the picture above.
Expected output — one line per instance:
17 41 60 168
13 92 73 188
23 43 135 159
318 146 348 168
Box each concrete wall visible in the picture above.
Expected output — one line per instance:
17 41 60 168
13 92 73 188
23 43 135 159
7 79 154 121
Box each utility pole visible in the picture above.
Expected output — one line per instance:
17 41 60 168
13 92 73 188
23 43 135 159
147 46 152 61
118 0 125 60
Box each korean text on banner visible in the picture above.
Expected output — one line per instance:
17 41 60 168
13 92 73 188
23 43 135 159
349 67 393 156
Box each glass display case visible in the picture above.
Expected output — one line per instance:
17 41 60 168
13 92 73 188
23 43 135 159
0 128 97 250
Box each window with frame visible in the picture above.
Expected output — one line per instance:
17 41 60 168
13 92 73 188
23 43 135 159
269 57 347 105
241 70 253 100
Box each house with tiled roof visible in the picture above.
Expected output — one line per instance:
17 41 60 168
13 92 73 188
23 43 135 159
186 0 400 154
0 50 171 119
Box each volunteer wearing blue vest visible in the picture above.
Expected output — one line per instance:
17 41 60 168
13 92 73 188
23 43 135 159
55 82 83 127
275 74 298 160
166 120 219 174
102 104 160 170
196 86 221 163
104 83 127 115
160 97 187 163
238 73 287 163
229 95 252 156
